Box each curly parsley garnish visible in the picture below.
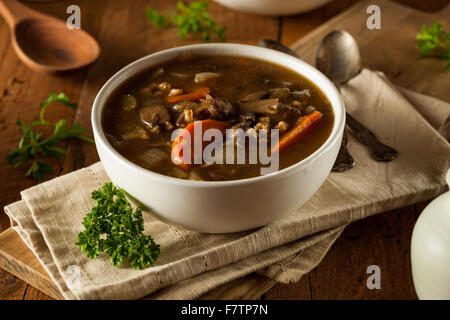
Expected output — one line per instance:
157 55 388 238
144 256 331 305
146 1 226 42
416 21 450 69
76 183 160 270
7 93 94 182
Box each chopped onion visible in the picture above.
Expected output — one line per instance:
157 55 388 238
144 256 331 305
194 72 220 83
139 148 168 167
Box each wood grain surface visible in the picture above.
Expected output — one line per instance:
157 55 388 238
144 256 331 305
0 0 448 300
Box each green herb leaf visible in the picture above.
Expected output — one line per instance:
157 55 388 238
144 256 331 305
76 183 160 270
146 7 168 28
146 1 226 42
7 93 94 182
416 21 450 69
40 93 77 110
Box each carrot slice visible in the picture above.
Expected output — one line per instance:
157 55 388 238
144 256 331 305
171 120 230 169
272 111 323 154
166 87 210 103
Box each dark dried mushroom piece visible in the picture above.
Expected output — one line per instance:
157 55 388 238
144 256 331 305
213 97 236 119
270 104 302 123
140 105 171 128
195 96 236 120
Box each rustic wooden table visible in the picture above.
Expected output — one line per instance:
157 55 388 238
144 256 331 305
0 0 448 300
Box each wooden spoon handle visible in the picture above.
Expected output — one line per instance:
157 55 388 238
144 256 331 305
0 0 37 28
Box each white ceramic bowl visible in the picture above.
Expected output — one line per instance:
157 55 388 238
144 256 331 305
91 43 345 233
213 0 333 16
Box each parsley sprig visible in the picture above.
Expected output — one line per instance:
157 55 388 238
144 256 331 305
416 21 450 69
7 93 94 182
76 183 160 270
146 1 226 42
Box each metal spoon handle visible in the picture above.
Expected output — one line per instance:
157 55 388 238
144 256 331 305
332 129 355 172
258 39 300 58
346 113 398 161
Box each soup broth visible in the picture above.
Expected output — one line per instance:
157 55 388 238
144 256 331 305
102 55 334 181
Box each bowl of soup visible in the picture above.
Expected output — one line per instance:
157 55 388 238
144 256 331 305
92 43 345 233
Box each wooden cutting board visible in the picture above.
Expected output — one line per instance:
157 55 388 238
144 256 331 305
0 0 449 300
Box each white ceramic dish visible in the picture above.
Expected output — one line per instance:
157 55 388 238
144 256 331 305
91 43 345 233
213 0 332 16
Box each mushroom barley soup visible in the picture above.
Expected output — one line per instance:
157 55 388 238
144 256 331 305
102 56 334 181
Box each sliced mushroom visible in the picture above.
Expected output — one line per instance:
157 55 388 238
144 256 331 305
240 90 270 102
140 105 171 128
239 98 279 114
194 72 220 83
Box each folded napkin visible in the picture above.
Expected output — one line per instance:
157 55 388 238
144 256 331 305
5 69 450 300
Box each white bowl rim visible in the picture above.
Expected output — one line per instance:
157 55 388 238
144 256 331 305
92 43 345 188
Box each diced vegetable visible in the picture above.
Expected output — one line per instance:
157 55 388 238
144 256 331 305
168 88 183 96
166 86 210 103
122 128 149 141
171 119 230 169
305 105 316 114
139 148 168 167
194 72 220 83
268 87 290 99
176 109 194 126
189 170 204 181
272 111 323 154
121 94 137 111
151 67 165 79
170 72 192 79
239 98 279 114
292 89 311 98
170 167 189 179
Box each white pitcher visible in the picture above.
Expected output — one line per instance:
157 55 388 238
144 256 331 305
411 169 450 299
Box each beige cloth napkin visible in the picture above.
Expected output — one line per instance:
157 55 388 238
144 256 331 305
4 69 450 300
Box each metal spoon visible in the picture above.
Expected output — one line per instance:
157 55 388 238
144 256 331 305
259 38 355 171
316 30 398 162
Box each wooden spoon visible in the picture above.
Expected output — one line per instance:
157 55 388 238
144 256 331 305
0 0 100 75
